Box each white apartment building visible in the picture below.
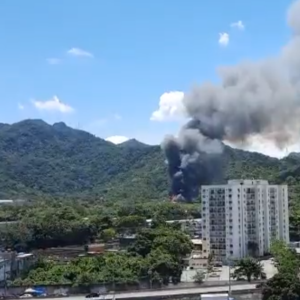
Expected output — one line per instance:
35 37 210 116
201 179 289 263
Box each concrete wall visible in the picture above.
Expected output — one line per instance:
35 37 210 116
172 291 261 300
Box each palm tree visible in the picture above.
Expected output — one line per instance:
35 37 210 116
232 257 266 282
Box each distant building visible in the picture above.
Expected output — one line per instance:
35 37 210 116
0 199 27 205
0 252 36 282
86 243 105 255
183 239 207 269
187 254 208 269
0 258 10 282
119 234 137 248
191 239 202 251
0 200 14 205
146 218 202 237
0 221 19 228
201 180 289 263
15 253 36 274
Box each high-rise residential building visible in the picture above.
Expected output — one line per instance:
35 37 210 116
201 179 289 263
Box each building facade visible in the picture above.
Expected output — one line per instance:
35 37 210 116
0 252 36 282
201 180 289 263
146 218 202 238
166 218 202 237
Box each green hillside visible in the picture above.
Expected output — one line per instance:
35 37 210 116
0 119 298 204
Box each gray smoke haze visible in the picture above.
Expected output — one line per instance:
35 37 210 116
163 0 300 202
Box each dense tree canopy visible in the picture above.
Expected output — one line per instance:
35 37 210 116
1 119 300 208
262 273 300 300
261 240 300 300
12 224 192 287
0 200 198 251
270 239 300 276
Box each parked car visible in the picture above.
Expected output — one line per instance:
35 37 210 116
85 293 100 299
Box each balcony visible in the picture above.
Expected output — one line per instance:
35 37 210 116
209 201 225 207
211 245 226 250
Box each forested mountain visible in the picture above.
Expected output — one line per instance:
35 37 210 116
0 119 298 202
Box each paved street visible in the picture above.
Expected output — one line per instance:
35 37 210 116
45 283 257 300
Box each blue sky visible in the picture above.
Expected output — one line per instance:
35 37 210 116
0 0 296 156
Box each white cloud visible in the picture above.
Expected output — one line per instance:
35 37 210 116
32 96 74 113
67 48 94 58
47 58 61 65
18 103 24 110
226 135 299 158
105 135 129 144
231 20 245 30
219 33 229 46
150 91 186 122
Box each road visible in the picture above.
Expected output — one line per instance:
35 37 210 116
47 283 258 300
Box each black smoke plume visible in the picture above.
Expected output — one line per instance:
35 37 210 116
162 0 300 202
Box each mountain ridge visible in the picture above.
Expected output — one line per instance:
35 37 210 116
0 119 298 201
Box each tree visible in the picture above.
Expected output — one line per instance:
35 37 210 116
262 273 300 300
14 252 148 286
116 215 147 234
270 239 300 276
152 228 193 259
261 239 300 299
193 270 205 284
232 257 266 282
128 228 154 257
207 253 214 274
129 226 192 260
101 228 116 242
147 249 182 285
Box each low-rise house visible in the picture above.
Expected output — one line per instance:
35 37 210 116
0 252 36 282
0 258 11 282
191 239 202 251
146 218 202 237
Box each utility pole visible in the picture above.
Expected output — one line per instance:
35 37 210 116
3 257 7 296
228 259 231 299
224 257 232 300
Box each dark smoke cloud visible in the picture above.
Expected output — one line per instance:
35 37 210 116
162 0 300 202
